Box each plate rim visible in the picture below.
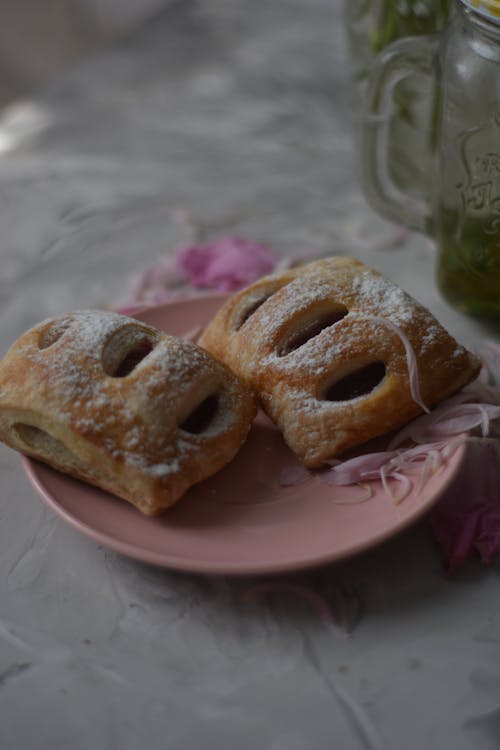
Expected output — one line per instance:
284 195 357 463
23 446 466 575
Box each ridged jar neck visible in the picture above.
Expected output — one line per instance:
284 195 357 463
456 1 500 51
459 0 500 26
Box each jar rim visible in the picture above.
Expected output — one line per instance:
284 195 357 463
460 0 500 23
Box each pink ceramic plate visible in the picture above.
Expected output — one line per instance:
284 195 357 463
23 295 465 576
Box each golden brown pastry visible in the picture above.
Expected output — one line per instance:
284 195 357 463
0 310 256 514
199 257 481 467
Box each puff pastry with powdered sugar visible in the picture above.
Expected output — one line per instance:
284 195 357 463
199 257 481 467
0 310 256 514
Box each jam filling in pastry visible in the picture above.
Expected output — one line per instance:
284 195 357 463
0 310 256 514
199 256 481 468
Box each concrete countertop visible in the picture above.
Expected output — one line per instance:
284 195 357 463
0 2 499 748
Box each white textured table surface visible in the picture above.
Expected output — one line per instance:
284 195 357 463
0 2 499 749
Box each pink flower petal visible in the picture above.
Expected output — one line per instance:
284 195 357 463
475 508 500 564
387 471 413 504
173 236 278 291
279 463 312 487
128 258 181 299
329 484 373 504
430 440 500 572
362 315 430 413
327 451 398 485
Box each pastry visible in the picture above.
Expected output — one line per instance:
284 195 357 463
0 310 256 514
199 257 481 467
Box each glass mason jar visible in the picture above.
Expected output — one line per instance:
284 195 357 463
362 0 500 325
344 1 452 196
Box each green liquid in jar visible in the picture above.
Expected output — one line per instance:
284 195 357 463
437 209 500 326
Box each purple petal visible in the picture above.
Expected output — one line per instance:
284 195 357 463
430 440 500 571
172 236 278 290
327 451 397 485
279 463 312 487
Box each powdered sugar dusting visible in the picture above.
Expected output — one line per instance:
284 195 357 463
249 263 448 394
219 258 479 467
256 276 334 339
28 310 134 401
350 270 414 324
252 265 427 374
19 309 245 483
